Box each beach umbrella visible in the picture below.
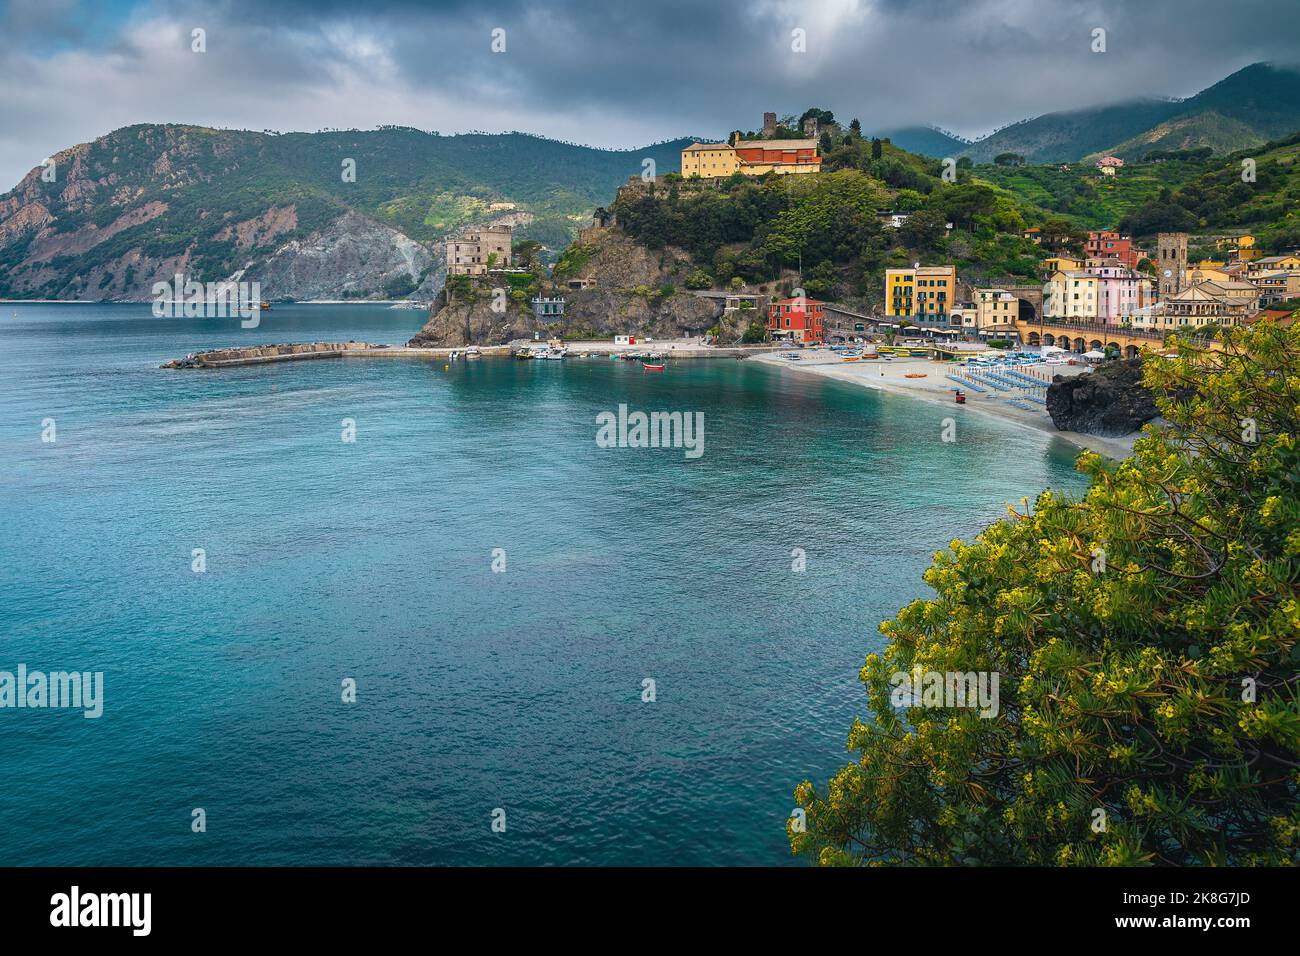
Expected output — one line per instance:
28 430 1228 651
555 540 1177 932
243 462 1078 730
1083 349 1106 359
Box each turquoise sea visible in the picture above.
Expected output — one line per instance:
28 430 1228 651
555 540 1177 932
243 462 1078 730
0 304 1088 865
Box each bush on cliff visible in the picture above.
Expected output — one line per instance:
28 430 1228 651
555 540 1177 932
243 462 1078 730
791 320 1300 866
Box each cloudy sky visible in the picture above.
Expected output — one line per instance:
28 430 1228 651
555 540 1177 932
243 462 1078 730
2 0 1298 190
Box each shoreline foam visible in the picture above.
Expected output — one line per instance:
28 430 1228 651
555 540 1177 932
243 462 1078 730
749 350 1138 461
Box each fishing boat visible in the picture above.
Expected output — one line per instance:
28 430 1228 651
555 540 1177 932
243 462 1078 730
259 301 272 311
464 346 482 359
642 362 665 371
904 372 928 378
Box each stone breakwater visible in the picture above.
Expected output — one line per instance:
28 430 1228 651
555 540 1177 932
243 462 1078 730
161 340 781 368
162 341 389 368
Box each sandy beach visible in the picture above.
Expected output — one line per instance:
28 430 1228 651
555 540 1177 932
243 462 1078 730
749 349 1138 460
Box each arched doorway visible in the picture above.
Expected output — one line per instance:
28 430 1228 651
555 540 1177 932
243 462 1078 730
1027 332 1040 346
1017 299 1037 323
1089 339 1103 352
1074 337 1087 353
1043 333 1055 346
1124 344 1139 359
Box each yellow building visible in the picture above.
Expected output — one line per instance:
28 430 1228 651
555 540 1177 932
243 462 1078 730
680 139 821 178
680 143 741 178
1043 270 1099 320
1248 254 1300 275
974 288 1021 330
1215 234 1259 261
1189 262 1234 284
1041 254 1083 275
885 266 956 321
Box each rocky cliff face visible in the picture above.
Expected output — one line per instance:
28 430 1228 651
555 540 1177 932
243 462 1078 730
409 226 740 347
1046 359 1161 436
242 210 436 301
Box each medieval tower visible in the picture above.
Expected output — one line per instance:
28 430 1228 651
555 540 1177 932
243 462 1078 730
1157 232 1188 298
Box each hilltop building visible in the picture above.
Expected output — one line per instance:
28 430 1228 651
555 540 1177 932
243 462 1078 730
680 137 821 179
885 266 956 324
446 224 512 277
1096 156 1124 177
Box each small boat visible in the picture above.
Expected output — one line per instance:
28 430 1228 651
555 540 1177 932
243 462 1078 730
642 363 665 371
259 302 272 310
464 346 482 359
904 373 928 378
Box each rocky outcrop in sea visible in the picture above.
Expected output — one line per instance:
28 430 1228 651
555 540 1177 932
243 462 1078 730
1046 358 1162 436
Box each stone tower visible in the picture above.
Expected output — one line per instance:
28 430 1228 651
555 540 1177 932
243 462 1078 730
763 112 777 137
802 117 819 138
1157 232 1188 298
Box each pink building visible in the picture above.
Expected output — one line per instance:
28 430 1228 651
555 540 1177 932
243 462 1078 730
1084 262 1153 324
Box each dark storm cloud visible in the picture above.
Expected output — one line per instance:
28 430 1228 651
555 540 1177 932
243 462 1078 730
3 0 1300 189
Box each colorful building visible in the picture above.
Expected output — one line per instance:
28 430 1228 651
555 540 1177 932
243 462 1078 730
1084 231 1143 269
680 143 741 178
885 266 957 323
974 288 1020 330
1085 262 1154 323
1253 270 1300 305
1043 270 1099 321
767 296 825 343
1041 254 1084 275
680 138 820 179
1215 234 1259 262
1247 254 1300 275
1125 280 1260 331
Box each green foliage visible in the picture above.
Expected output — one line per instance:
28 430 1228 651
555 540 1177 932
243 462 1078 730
684 268 713 290
740 319 768 343
792 321 1300 866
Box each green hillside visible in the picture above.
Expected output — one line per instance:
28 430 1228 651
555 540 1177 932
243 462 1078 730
598 119 1300 314
610 135 1045 310
894 62 1300 164
1086 111 1267 164
0 124 690 297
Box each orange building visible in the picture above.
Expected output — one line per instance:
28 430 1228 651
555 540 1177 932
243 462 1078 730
768 297 825 343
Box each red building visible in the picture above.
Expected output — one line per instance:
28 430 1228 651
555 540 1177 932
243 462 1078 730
1085 231 1143 269
733 140 822 171
767 297 825 343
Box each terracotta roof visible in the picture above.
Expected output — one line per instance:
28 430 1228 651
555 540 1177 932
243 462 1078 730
737 138 818 149
682 142 732 151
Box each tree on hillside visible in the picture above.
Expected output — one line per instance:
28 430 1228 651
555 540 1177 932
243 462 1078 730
791 320 1300 866
1037 216 1087 253
898 207 948 251
849 118 862 135
871 138 883 161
